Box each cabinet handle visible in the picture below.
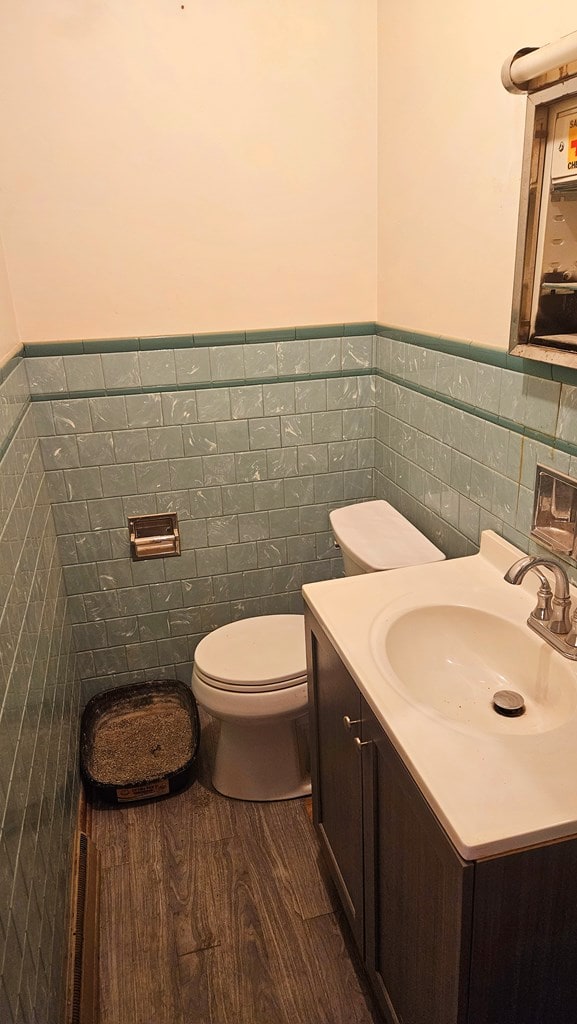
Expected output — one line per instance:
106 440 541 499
343 715 361 731
354 736 371 750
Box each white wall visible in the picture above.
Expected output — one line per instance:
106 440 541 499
377 2 577 348
6 2 575 351
0 230 19 364
0 1 377 343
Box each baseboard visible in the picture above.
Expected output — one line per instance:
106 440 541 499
64 792 101 1024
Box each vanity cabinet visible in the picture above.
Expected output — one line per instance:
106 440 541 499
305 607 577 1024
306 611 365 949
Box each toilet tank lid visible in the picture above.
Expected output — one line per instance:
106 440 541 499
194 614 306 686
330 500 445 571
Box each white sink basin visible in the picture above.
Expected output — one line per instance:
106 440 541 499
371 603 577 735
303 531 577 858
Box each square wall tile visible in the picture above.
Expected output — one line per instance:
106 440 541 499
101 352 141 390
249 417 281 450
78 432 115 466
169 457 203 489
326 378 359 410
40 435 79 469
243 343 277 380
221 483 255 515
100 464 138 497
190 487 223 518
262 383 296 416
276 340 310 376
202 454 236 485
524 376 560 437
182 423 217 455
64 355 105 393
126 394 162 428
26 357 65 395
309 338 341 373
174 348 211 385
281 414 312 447
64 467 103 501
207 516 239 547
196 389 231 423
148 426 184 460
230 385 264 420
342 335 372 370
295 380 327 413
89 396 128 430
139 350 177 388
52 399 92 434
112 429 150 464
161 392 198 426
209 345 245 382
135 461 171 493
234 451 268 482
216 420 250 454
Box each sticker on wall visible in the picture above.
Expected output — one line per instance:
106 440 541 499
552 108 577 180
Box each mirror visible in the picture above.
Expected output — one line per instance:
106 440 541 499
510 77 577 368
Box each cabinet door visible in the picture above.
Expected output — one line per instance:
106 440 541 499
362 699 473 1024
468 838 577 1024
306 610 364 951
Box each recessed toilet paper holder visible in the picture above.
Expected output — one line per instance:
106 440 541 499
128 513 181 561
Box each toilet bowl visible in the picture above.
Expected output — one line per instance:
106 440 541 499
191 615 311 801
192 499 445 802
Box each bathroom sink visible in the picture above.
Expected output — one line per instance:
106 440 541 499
304 531 577 857
371 603 577 735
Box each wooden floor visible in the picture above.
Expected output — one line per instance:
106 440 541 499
91 714 381 1024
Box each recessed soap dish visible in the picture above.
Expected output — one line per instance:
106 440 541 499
531 465 577 558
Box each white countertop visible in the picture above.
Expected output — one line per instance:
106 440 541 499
303 531 577 860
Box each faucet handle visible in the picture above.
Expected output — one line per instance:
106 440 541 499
530 569 553 622
565 609 577 649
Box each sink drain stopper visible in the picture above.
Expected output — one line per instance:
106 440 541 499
493 690 526 717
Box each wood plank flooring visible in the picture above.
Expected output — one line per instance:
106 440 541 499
91 714 381 1024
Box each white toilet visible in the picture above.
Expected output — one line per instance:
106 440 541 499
192 614 310 801
191 499 445 801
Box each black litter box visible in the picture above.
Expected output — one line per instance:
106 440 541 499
80 679 200 804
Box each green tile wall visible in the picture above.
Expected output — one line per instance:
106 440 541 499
25 322 577 714
30 334 375 701
373 331 577 578
0 358 80 1023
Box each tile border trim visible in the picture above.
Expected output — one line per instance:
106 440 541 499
375 324 577 385
22 321 577 386
23 322 378 356
28 368 374 403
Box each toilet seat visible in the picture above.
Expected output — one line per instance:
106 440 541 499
194 664 307 693
194 614 307 693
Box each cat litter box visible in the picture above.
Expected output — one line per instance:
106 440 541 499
80 679 200 804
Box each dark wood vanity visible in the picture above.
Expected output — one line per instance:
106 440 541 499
306 606 577 1024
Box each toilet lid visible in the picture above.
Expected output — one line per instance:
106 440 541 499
330 500 445 571
194 615 307 689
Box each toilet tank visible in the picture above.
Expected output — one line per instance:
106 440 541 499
329 500 445 575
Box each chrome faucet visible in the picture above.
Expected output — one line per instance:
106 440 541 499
504 555 577 659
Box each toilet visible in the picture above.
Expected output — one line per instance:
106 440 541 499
191 614 310 801
191 499 445 801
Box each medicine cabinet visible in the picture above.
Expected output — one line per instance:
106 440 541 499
511 79 577 368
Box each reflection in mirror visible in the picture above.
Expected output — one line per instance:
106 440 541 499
510 82 577 367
